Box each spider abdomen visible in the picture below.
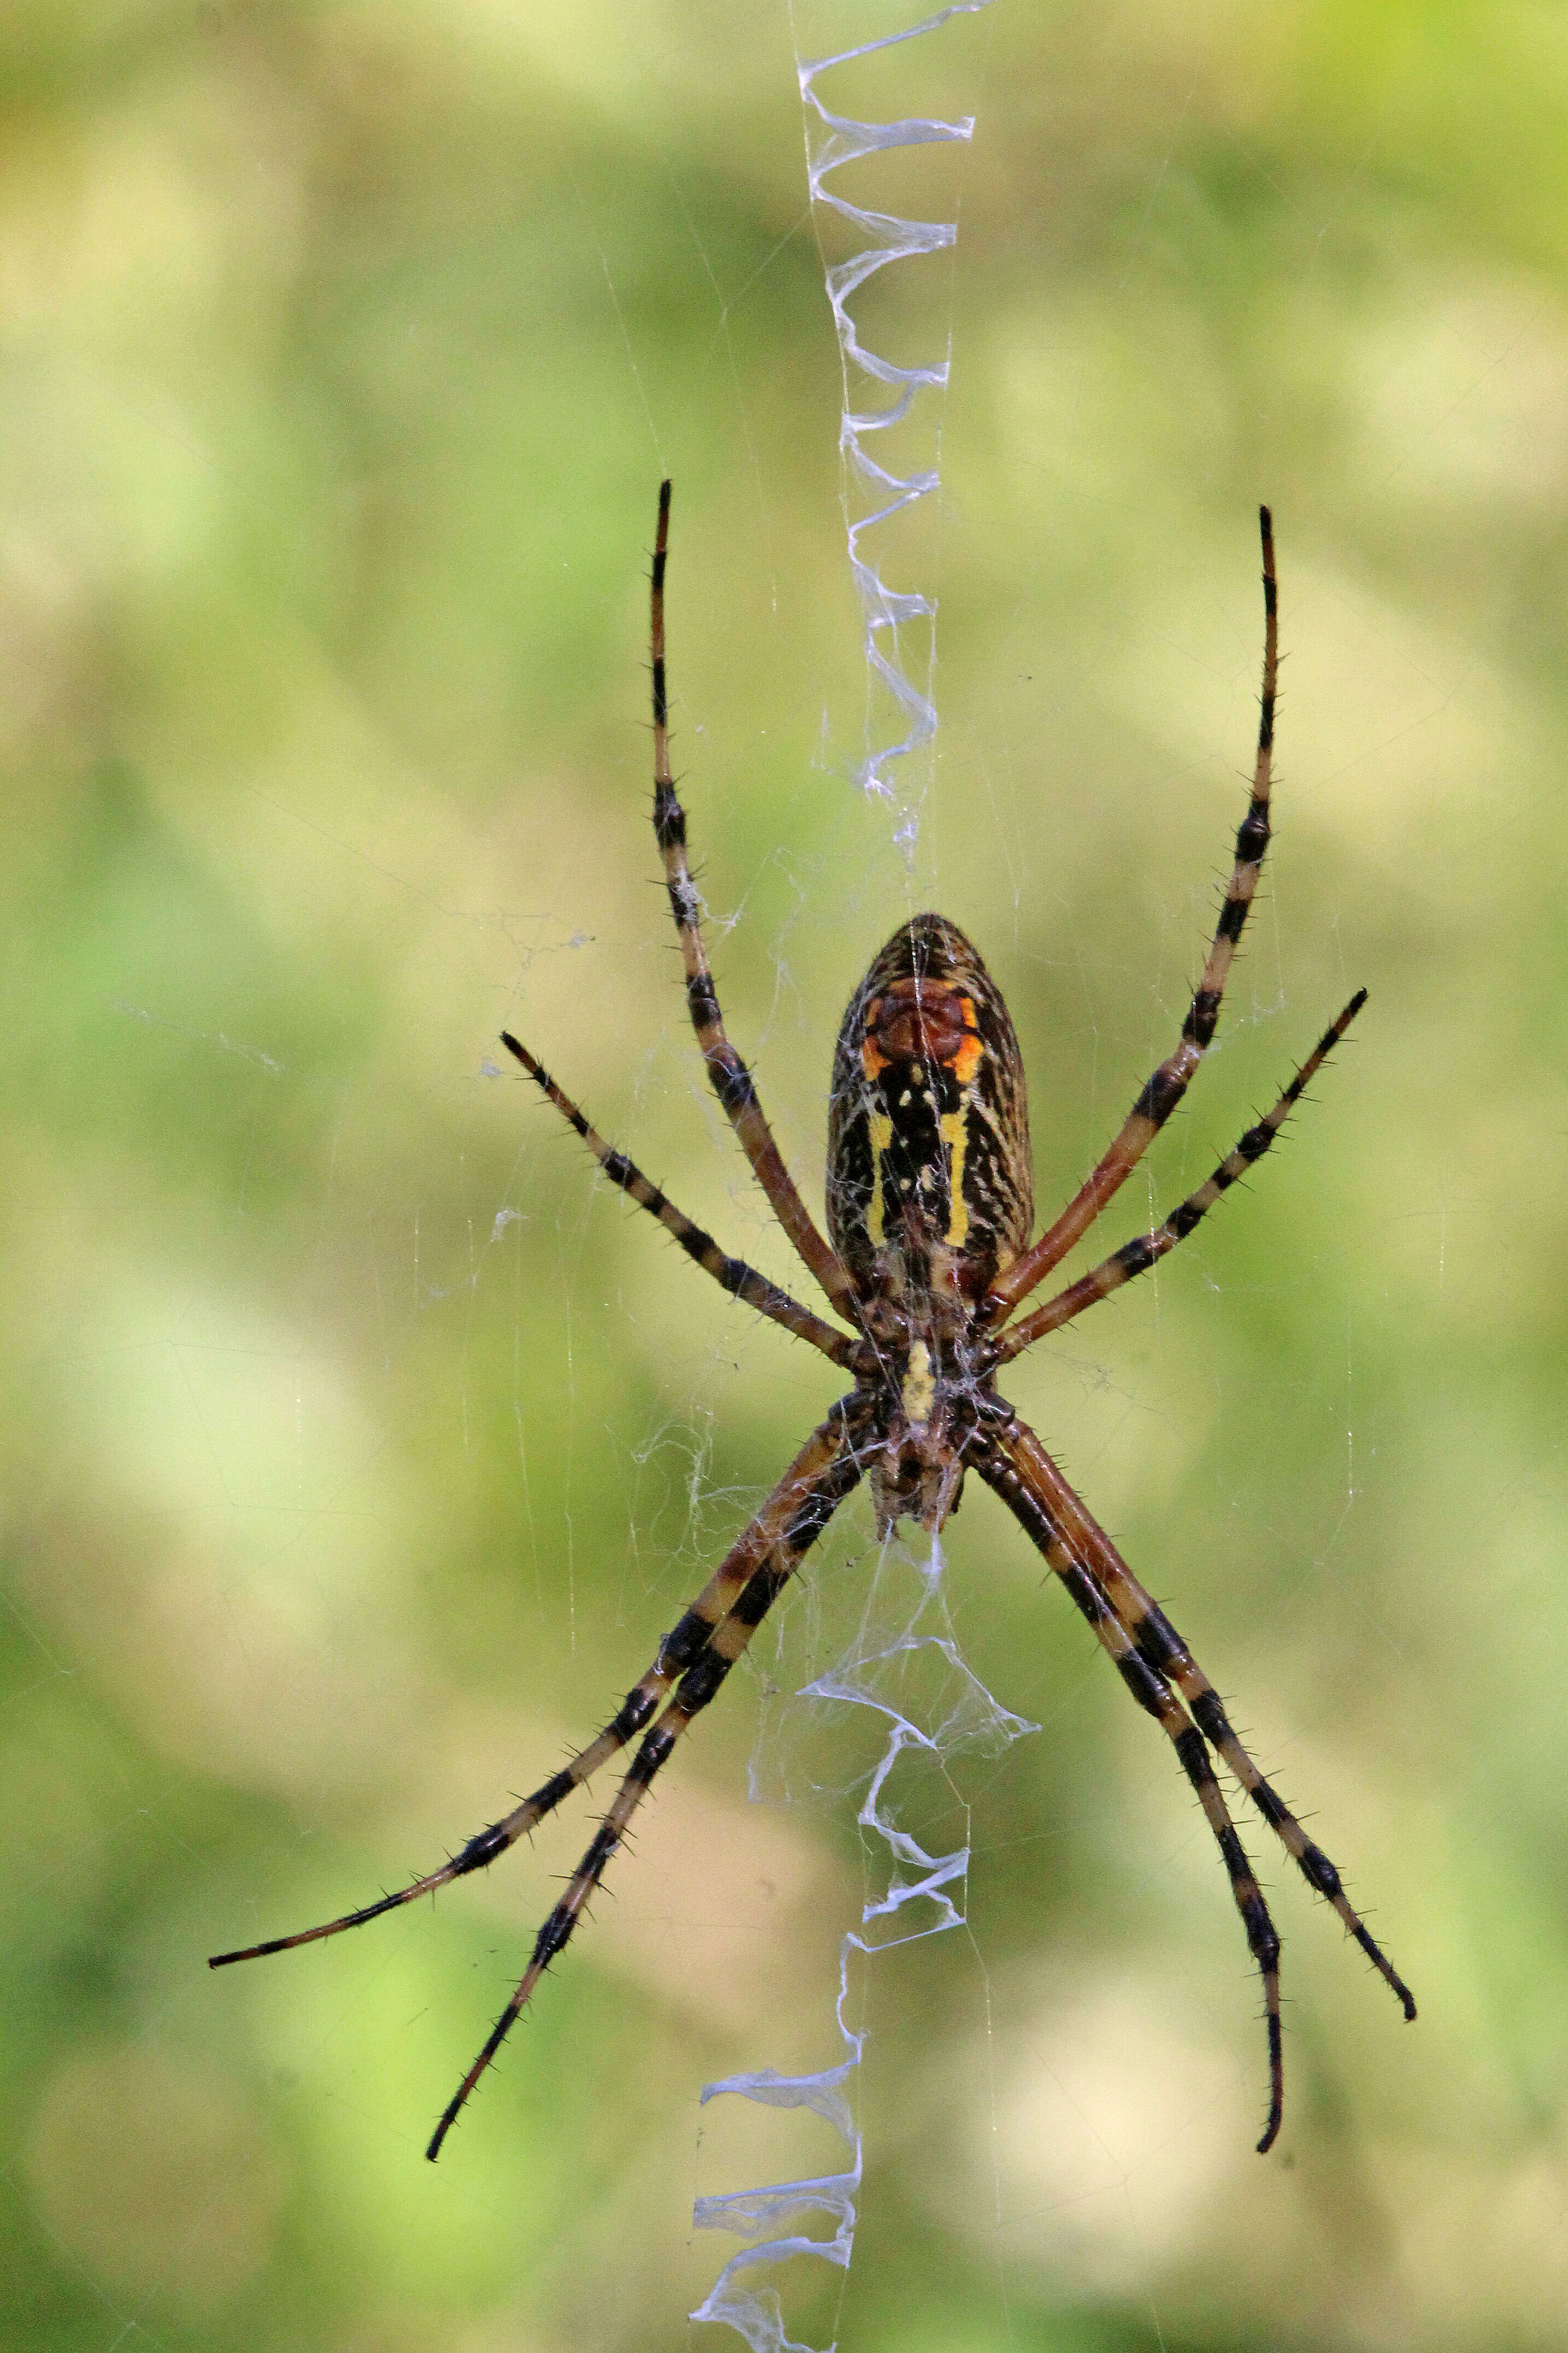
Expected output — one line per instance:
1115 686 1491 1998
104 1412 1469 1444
826 914 1032 1307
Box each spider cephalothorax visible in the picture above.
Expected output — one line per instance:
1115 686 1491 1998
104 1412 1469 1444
214 484 1414 2164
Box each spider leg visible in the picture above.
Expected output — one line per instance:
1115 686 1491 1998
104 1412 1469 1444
206 1681 668 1970
210 1401 868 1977
989 990 1366 1369
500 1031 857 1367
995 1417 1413 2017
986 506 1279 1320
648 483 863 1331
424 1398 870 2158
977 1424 1288 2153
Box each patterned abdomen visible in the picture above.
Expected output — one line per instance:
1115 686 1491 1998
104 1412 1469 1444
826 915 1032 1302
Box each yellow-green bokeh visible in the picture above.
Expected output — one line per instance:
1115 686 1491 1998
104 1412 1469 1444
4 4 1566 2348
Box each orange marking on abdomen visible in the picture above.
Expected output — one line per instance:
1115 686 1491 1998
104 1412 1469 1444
946 1000 983 1088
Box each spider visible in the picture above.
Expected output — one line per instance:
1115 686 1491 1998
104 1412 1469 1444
212 483 1415 2161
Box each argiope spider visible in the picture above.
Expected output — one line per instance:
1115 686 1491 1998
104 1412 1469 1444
212 484 1415 2160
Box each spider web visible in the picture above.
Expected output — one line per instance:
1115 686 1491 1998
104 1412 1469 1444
3 7 1500 2352
676 14 1035 2343
691 1532 1036 2352
795 0 995 846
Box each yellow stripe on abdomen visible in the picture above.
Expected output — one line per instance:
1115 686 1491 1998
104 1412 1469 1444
940 1107 970 1248
867 1110 893 1245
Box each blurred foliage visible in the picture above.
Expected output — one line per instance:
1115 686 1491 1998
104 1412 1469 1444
4 2 1568 2348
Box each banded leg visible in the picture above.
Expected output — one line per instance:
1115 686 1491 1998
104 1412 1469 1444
648 483 863 1330
501 1032 856 1368
992 1414 1415 2024
990 990 1367 1369
208 1671 673 1971
986 506 1280 1319
210 1402 867 1977
425 1406 869 2158
977 1431 1286 2152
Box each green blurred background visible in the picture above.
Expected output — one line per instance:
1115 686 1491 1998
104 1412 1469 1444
4 2 1566 2346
